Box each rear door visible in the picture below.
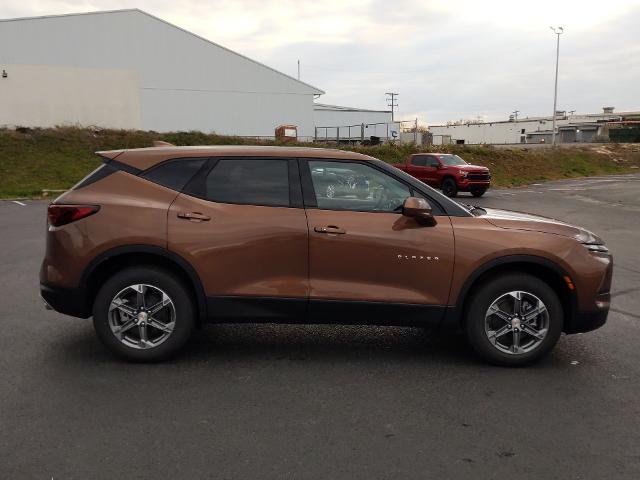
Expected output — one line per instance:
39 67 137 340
167 157 309 321
301 158 455 325
407 155 429 183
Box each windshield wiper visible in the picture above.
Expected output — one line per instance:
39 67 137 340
461 203 486 216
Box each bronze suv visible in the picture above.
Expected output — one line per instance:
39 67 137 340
40 146 612 365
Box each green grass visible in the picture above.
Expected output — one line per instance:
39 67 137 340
1 126 638 198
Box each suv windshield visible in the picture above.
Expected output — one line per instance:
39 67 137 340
439 154 468 166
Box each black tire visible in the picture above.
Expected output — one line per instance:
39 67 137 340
442 178 458 197
464 273 563 366
471 188 486 198
93 266 196 362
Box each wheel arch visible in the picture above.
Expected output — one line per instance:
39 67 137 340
81 245 207 325
447 255 576 330
440 175 458 189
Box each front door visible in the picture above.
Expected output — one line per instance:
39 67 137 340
302 159 455 324
168 157 308 321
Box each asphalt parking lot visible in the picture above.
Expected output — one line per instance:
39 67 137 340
1 174 639 479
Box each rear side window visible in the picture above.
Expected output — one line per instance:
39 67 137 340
411 156 427 167
204 159 290 207
142 158 207 191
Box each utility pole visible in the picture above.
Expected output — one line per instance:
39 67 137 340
550 26 563 146
386 92 398 122
512 110 520 122
297 60 300 80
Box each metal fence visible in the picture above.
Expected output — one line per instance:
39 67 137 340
314 119 420 145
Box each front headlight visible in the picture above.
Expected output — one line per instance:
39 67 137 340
459 170 468 177
582 243 610 256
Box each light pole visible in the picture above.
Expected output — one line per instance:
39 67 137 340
386 92 398 122
550 26 563 145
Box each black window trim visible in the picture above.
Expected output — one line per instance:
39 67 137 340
181 156 303 209
140 156 210 193
73 155 143 190
299 157 449 216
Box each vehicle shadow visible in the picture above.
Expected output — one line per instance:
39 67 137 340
49 323 486 367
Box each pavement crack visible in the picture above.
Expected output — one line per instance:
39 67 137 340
610 307 640 320
612 287 640 298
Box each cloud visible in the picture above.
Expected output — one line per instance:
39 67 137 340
1 0 638 124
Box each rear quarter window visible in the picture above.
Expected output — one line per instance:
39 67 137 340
141 158 207 192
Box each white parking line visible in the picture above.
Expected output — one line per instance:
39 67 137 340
12 201 26 206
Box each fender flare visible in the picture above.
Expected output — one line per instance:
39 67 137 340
444 254 575 325
81 244 207 323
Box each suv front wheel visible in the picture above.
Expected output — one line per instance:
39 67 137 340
93 266 195 362
465 273 563 366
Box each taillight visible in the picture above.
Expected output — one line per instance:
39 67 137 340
47 204 100 227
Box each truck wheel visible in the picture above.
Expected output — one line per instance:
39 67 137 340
464 273 563 366
442 178 458 197
471 188 486 198
93 266 196 362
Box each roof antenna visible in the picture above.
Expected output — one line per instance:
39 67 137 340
153 140 175 147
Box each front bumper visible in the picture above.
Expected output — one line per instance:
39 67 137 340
40 283 91 318
564 293 610 334
457 180 491 191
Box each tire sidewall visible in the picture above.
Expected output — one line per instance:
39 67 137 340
93 267 195 362
442 178 458 197
465 274 563 366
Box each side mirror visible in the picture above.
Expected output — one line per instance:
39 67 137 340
402 197 437 226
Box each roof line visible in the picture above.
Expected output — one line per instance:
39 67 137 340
0 8 325 95
0 8 140 23
315 103 392 113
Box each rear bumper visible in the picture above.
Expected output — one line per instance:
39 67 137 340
40 283 90 318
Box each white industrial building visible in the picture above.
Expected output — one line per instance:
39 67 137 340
0 9 324 138
313 103 398 142
429 108 640 145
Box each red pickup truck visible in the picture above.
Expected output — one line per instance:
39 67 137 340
394 153 491 197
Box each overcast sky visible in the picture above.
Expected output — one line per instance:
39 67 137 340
2 0 639 124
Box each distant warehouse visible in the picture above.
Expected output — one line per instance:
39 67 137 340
429 108 640 145
0 9 325 138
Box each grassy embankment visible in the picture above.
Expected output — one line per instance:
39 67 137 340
1 126 639 198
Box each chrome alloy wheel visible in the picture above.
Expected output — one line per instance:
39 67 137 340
484 290 549 355
108 284 176 350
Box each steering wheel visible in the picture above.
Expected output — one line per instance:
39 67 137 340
374 189 403 212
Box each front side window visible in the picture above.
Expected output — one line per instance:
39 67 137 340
204 159 290 207
425 156 441 168
308 160 411 213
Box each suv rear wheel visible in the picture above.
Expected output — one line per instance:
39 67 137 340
93 266 195 362
464 273 563 366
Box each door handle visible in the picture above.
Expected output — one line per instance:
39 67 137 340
177 211 211 221
314 225 346 234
